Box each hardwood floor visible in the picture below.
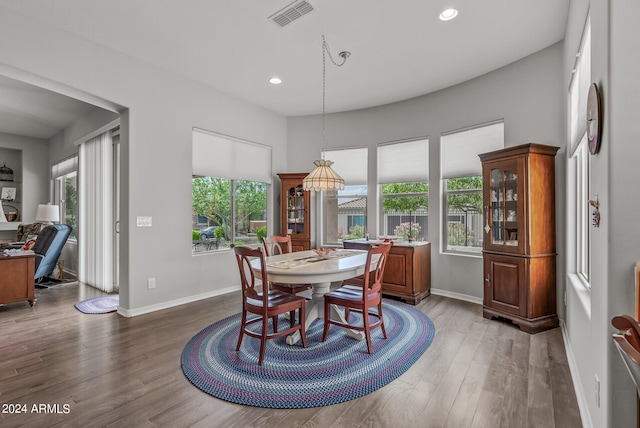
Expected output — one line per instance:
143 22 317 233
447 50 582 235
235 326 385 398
0 282 582 428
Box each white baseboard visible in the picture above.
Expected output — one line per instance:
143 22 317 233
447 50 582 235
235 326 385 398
560 320 592 428
430 288 482 305
116 285 240 317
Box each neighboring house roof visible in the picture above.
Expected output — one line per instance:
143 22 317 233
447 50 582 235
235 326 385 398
338 197 366 210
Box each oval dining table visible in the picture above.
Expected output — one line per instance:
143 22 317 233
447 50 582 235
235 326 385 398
250 249 372 345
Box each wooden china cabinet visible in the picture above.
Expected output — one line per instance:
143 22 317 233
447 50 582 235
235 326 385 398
277 173 310 251
479 143 559 333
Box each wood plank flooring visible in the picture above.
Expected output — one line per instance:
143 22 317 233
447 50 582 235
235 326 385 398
0 282 582 428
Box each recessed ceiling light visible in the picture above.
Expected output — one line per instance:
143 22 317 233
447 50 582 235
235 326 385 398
269 77 282 85
439 8 458 21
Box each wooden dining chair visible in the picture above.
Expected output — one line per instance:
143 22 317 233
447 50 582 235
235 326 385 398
234 245 307 365
321 243 392 354
262 235 312 296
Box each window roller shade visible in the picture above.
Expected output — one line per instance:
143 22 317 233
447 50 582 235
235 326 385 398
192 128 272 184
377 139 429 184
441 121 504 179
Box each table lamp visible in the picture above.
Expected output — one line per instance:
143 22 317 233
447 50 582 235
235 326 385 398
35 203 60 224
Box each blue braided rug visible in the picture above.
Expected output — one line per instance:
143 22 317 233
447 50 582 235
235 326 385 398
181 299 435 408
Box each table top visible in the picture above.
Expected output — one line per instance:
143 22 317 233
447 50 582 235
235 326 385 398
251 249 369 284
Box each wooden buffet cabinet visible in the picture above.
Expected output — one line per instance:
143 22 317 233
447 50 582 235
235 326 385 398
343 239 431 305
277 173 310 251
0 252 36 307
479 143 559 333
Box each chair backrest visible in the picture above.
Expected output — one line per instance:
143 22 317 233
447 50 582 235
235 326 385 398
361 243 392 297
262 235 292 256
234 245 269 304
612 314 640 395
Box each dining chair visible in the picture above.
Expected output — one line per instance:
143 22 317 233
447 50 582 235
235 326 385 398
321 243 392 354
234 245 307 365
612 314 640 395
262 235 312 296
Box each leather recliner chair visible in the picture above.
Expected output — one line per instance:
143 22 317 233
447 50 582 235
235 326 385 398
32 224 72 283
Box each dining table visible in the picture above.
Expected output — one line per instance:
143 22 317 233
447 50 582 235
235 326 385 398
250 248 374 345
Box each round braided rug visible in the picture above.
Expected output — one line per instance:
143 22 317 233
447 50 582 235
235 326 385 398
181 299 435 408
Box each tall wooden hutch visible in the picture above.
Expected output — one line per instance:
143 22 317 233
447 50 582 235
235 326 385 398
479 143 559 333
277 173 310 251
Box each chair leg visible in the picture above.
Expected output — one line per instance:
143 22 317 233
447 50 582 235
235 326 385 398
299 305 308 348
378 301 387 339
259 316 269 365
322 300 331 342
363 310 373 354
345 307 351 322
236 310 247 351
273 315 279 333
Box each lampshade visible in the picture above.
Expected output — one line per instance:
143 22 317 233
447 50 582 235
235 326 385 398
0 203 6 223
35 203 60 224
302 160 345 192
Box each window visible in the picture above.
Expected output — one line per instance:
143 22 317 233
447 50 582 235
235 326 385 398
574 136 591 281
441 121 504 254
322 147 368 245
192 129 271 253
52 156 78 240
569 18 591 284
378 139 429 241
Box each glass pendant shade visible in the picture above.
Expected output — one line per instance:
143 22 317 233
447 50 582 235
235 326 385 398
302 160 345 192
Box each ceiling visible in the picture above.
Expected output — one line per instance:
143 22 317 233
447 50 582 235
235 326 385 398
0 0 570 139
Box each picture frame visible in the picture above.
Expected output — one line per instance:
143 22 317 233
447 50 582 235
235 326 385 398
1 187 16 201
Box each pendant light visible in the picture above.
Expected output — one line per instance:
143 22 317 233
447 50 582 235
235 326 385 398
303 35 350 192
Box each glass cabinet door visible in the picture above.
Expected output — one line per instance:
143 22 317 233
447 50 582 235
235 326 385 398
286 184 305 235
486 165 520 250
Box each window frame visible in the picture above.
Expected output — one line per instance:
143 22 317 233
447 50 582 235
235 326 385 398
52 156 79 241
442 177 483 255
191 176 269 254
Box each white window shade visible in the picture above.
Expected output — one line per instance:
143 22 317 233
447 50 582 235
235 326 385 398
569 20 591 157
192 128 272 184
377 139 429 184
441 121 504 179
322 147 368 185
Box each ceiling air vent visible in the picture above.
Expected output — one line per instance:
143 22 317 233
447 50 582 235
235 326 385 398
269 0 314 28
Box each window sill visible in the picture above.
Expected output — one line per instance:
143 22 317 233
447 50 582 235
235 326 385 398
567 272 591 320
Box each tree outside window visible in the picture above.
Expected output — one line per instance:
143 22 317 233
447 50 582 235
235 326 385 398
444 176 483 253
381 181 428 241
191 177 266 252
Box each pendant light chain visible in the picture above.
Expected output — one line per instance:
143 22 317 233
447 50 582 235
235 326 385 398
302 36 349 192
321 35 350 159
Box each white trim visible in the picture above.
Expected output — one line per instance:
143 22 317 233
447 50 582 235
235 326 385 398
0 64 123 114
117 285 241 317
431 288 482 305
561 319 593 428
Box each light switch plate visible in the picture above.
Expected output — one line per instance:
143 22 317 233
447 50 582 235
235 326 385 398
137 216 152 227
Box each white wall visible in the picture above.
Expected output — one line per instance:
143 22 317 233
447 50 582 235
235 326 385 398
287 42 564 301
0 6 288 314
563 1 640 427
0 133 49 222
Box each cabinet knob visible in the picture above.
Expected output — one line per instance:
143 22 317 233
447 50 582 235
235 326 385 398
485 274 490 286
